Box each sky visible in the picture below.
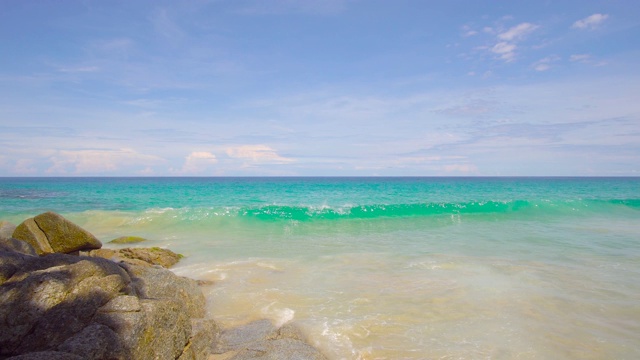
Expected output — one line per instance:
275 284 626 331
1 0 639 176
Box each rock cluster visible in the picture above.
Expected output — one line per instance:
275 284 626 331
1 217 215 360
0 213 328 360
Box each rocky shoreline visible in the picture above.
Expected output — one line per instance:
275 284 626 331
0 213 327 360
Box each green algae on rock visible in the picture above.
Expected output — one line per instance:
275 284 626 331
109 236 148 244
12 212 102 255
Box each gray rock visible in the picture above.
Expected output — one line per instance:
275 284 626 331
86 246 182 268
214 320 280 354
57 323 127 359
178 319 220 360
6 351 84 360
94 297 192 360
212 320 327 360
0 257 131 354
231 338 327 360
0 237 38 256
0 249 29 285
0 220 17 241
12 212 102 255
121 262 206 318
98 294 142 312
0 246 214 360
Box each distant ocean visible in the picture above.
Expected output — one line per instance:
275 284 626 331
1 177 639 359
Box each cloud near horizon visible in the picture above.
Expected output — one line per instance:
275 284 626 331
180 151 218 174
47 149 164 174
225 145 294 165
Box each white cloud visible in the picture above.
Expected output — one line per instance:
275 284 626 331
492 42 517 62
226 145 293 164
498 22 539 41
572 14 609 29
181 151 218 173
237 0 348 15
534 63 550 72
570 54 591 62
12 159 37 175
443 164 478 173
58 66 100 73
486 22 540 62
461 25 478 37
533 55 560 71
47 148 163 174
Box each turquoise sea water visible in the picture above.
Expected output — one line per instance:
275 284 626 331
1 177 640 359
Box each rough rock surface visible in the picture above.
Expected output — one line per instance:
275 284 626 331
211 320 327 360
85 246 183 268
0 249 215 360
0 221 17 241
12 212 102 255
0 237 38 256
5 351 85 360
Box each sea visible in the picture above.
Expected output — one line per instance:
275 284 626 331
1 177 639 359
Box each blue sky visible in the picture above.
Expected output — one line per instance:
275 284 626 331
1 0 639 176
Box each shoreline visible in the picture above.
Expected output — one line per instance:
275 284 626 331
0 213 328 360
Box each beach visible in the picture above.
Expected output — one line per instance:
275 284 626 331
1 177 639 359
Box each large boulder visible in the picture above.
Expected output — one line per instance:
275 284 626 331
12 212 102 255
0 247 216 360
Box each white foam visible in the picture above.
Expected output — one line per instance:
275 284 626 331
261 302 295 327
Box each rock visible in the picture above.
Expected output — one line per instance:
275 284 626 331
177 319 219 360
230 338 327 360
214 320 280 354
212 320 327 360
86 247 182 268
0 247 214 360
12 212 102 255
0 250 29 285
94 298 191 360
0 257 131 355
196 279 216 286
6 351 85 360
121 262 206 318
0 237 38 256
57 323 127 359
0 220 17 241
109 235 148 244
11 218 53 254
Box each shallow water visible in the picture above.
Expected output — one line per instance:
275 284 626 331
1 177 639 359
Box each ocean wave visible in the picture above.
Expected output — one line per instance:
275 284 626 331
82 198 640 224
